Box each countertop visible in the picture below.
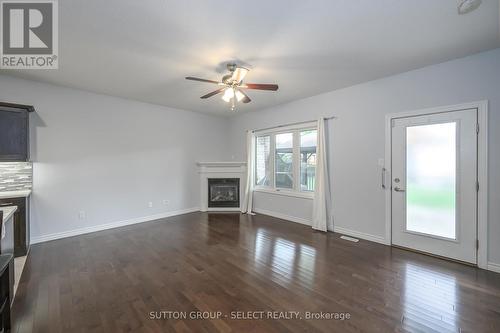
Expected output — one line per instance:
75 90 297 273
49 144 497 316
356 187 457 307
0 190 31 199
0 206 17 223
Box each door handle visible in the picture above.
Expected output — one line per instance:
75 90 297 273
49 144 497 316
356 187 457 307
381 168 386 189
394 187 405 192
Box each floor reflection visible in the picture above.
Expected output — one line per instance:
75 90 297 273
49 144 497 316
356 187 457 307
297 243 316 285
403 263 458 332
205 213 240 245
271 237 297 284
254 228 272 265
254 229 317 288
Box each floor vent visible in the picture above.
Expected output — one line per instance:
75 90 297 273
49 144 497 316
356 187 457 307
340 235 359 243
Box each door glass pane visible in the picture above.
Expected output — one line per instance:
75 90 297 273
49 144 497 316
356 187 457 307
406 122 456 239
300 130 317 191
255 136 271 186
275 133 293 189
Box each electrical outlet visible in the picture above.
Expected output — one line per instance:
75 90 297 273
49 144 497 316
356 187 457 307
148 202 153 208
78 210 86 220
163 199 169 205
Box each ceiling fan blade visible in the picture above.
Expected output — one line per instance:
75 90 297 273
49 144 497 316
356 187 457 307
186 77 220 84
231 67 249 83
238 90 251 103
242 83 279 91
200 88 226 99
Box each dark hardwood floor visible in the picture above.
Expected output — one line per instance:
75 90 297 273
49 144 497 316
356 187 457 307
11 212 500 332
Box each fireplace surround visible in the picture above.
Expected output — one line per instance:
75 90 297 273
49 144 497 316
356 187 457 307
197 162 246 212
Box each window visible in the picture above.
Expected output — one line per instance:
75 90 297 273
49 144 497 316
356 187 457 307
300 130 317 191
254 125 317 195
275 133 294 189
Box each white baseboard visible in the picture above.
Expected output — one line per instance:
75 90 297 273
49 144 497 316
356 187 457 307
30 207 200 245
333 226 387 245
253 208 312 226
487 262 500 274
253 208 388 245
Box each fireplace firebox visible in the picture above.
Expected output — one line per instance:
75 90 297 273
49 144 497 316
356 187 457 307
208 178 240 208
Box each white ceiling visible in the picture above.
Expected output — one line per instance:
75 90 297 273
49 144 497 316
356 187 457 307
2 0 499 115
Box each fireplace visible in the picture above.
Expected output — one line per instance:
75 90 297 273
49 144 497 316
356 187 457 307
208 178 240 208
197 162 246 212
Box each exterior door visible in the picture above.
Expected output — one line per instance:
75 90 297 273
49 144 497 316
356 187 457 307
391 109 477 264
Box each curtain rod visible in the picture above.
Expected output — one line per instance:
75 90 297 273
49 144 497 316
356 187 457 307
250 116 337 133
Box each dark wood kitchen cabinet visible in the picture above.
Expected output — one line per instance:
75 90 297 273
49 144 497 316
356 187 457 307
0 197 29 257
0 253 13 330
0 102 34 162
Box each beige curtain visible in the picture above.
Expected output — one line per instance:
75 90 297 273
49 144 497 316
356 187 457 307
312 117 331 231
241 131 255 213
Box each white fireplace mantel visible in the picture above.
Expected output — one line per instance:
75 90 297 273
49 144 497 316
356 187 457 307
197 162 247 212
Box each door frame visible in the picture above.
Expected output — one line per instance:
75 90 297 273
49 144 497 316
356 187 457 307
384 101 488 269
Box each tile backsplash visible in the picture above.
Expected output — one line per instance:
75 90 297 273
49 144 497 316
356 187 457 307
0 162 32 192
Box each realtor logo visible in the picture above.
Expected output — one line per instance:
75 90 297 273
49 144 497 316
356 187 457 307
0 0 58 69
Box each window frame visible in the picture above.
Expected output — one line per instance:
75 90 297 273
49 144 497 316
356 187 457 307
254 122 317 199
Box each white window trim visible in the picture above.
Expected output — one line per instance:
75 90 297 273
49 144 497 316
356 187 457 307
253 121 317 135
254 187 314 200
254 123 317 198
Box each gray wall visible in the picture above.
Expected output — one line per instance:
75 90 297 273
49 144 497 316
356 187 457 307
0 48 498 267
229 48 500 266
0 75 231 242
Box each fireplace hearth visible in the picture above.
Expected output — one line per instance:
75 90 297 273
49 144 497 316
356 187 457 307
208 178 240 208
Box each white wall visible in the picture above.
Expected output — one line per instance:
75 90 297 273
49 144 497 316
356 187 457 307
0 75 231 242
229 48 500 266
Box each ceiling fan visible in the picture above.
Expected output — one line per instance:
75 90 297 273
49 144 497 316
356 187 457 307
186 63 279 111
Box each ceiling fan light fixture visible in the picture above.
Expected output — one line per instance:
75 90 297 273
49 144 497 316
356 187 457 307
221 88 234 102
235 90 245 102
231 67 249 83
457 0 482 14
